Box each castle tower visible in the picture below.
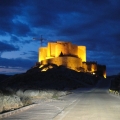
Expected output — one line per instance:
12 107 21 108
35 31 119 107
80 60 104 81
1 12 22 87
38 41 106 78
78 46 86 62
46 42 56 58
55 41 70 57
39 41 86 62
38 47 47 62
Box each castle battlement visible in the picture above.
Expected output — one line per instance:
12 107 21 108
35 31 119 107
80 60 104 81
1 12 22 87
39 41 86 62
38 41 106 78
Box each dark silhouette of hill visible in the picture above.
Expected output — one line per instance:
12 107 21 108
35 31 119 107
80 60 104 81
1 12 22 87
0 74 12 82
0 64 100 113
0 64 98 91
110 74 120 92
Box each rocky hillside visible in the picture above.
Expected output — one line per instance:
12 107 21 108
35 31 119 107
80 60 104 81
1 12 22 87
0 64 99 91
0 64 98 90
0 64 99 113
110 74 120 92
0 74 12 82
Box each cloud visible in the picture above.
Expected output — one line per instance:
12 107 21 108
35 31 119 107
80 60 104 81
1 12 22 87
0 0 120 75
0 1 22 34
28 51 38 60
20 51 38 60
0 41 19 52
10 35 20 43
110 33 120 41
0 67 27 75
20 52 28 56
12 21 31 36
0 0 30 36
86 50 120 76
0 57 36 74
107 65 120 76
0 57 35 69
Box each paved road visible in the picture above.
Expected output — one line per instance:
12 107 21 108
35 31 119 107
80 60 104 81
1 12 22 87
54 79 120 120
2 78 120 120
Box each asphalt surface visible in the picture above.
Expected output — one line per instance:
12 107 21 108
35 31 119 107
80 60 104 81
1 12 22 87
2 78 120 120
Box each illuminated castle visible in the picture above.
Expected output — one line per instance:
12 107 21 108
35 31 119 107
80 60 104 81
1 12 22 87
38 41 106 78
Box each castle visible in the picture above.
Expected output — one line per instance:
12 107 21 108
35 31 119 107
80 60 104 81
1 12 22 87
38 41 106 78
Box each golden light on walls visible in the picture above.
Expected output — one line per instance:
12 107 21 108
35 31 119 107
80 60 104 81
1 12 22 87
39 41 86 63
78 46 86 62
39 47 47 62
38 41 106 78
38 41 84 72
103 72 106 78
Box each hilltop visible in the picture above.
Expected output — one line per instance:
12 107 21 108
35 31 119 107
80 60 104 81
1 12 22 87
0 63 99 113
0 63 98 91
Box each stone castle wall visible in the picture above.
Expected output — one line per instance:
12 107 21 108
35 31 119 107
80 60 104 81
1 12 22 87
38 41 106 78
78 46 86 62
41 56 82 71
82 62 97 72
39 47 47 62
55 41 70 57
39 41 86 62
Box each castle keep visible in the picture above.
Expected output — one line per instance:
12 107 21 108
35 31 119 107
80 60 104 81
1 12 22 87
38 41 106 78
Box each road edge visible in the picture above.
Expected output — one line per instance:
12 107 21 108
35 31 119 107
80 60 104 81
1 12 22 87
0 103 37 119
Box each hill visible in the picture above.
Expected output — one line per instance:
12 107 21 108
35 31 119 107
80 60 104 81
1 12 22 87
0 64 99 113
0 64 98 91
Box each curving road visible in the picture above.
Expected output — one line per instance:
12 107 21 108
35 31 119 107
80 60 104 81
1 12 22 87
2 78 120 120
54 78 120 120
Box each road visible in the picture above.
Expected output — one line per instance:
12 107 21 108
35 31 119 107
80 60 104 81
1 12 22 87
2 78 120 120
54 78 120 120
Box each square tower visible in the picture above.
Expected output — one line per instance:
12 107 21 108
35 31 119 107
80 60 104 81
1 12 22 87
78 46 86 62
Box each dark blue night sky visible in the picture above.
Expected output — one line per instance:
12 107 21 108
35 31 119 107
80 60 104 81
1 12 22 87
0 0 120 76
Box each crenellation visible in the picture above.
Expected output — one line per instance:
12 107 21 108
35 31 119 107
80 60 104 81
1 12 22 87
38 41 106 78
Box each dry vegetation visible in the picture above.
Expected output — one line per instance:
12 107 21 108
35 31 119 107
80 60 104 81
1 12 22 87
0 64 99 113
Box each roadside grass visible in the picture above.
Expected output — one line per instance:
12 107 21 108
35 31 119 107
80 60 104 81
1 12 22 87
0 88 70 114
